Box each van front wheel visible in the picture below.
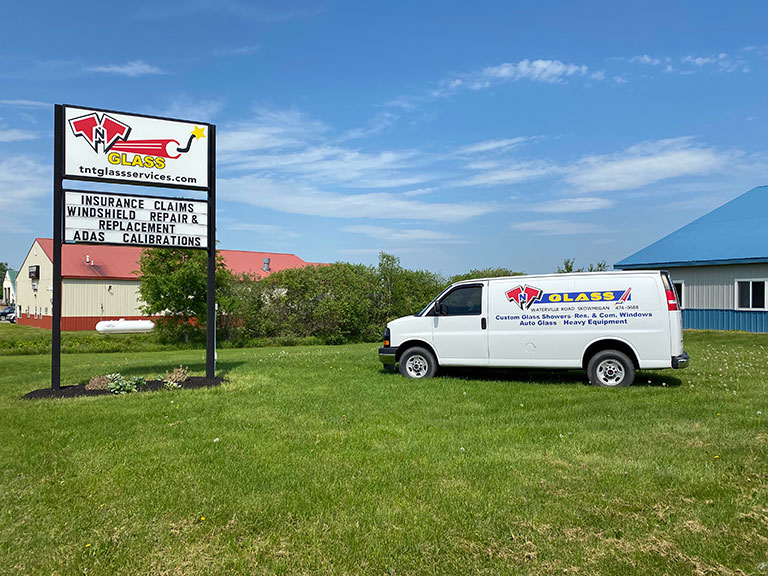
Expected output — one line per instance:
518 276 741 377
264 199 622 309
587 350 635 387
399 347 437 379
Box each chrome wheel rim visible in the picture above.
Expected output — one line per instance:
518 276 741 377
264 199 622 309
405 354 429 378
596 359 625 386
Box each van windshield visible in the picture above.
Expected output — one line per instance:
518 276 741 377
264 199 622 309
415 285 453 317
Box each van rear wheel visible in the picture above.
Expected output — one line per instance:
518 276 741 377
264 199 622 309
399 347 437 379
587 350 635 387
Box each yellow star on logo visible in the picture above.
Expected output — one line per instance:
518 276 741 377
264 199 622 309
191 126 206 140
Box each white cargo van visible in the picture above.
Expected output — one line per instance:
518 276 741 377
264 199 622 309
378 271 689 387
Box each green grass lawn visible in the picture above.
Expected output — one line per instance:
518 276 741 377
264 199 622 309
0 321 175 356
0 331 766 575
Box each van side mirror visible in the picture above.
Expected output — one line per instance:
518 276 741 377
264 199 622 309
433 302 446 315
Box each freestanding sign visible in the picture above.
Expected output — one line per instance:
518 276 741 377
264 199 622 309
52 105 217 389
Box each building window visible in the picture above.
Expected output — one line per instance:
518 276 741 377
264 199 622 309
736 280 767 310
673 282 684 309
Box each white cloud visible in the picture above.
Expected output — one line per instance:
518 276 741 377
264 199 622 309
220 175 494 222
483 59 588 84
456 137 532 155
457 161 556 187
680 53 748 74
0 156 50 232
87 60 165 77
158 98 225 122
218 108 328 153
214 44 260 57
523 197 613 213
564 138 732 193
630 55 667 66
0 119 38 142
338 112 398 141
511 219 602 235
409 57 592 102
344 225 465 244
0 99 49 109
223 221 300 238
224 146 428 188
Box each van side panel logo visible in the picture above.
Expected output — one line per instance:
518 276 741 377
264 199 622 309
506 285 543 310
507 285 633 310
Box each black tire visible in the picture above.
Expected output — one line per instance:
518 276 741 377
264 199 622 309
398 347 437 379
587 350 635 387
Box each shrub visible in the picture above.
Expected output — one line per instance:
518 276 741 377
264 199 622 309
104 373 147 395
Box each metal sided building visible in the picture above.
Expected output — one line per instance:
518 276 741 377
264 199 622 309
615 185 768 333
15 238 320 331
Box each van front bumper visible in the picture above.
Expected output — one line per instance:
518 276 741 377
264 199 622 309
378 346 398 365
672 351 690 369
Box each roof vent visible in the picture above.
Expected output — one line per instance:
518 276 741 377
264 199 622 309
263 257 271 272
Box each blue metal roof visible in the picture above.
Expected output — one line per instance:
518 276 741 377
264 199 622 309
615 186 768 269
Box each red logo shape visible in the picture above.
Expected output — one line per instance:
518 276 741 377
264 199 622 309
506 285 543 310
69 113 131 153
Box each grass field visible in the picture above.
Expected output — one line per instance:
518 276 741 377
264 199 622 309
1 330 766 575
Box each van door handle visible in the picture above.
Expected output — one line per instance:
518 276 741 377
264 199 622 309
481 318 487 330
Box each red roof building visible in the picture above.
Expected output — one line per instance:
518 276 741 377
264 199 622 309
15 238 320 331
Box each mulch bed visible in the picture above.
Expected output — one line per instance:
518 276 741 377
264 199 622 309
23 376 224 400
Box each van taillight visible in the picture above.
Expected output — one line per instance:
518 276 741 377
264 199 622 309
666 289 678 311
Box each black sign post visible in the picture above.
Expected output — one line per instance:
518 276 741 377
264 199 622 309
206 126 216 379
52 106 64 390
52 104 216 388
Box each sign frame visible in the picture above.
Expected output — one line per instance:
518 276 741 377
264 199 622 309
52 104 217 389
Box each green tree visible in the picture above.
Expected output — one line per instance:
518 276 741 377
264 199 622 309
138 248 233 342
450 267 524 283
556 258 608 273
376 253 446 322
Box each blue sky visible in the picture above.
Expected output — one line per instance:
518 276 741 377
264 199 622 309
2 0 767 275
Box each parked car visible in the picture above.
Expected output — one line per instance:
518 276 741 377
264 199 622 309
6 311 15 323
0 305 15 320
379 270 688 387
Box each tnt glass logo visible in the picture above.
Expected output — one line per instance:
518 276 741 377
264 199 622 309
69 112 205 161
506 285 543 310
507 285 633 309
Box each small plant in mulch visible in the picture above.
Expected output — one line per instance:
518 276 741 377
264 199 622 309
163 365 189 390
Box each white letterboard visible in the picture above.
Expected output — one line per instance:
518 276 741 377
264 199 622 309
64 191 208 248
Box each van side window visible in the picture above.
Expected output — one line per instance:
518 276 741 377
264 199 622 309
437 285 483 316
